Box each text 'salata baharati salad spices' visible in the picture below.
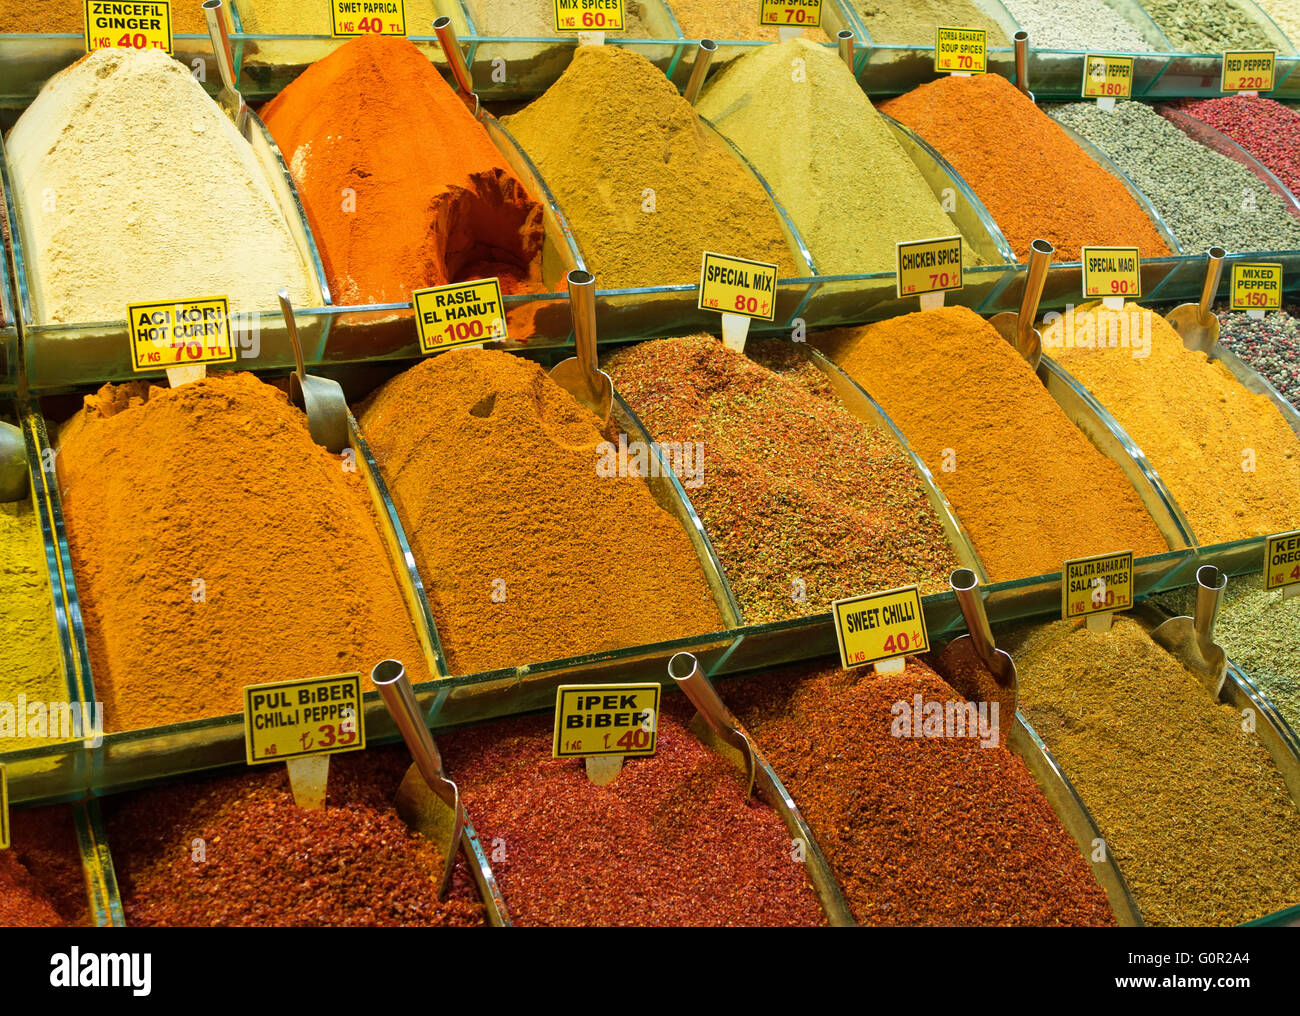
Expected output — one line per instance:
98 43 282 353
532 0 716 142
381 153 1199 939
357 349 724 675
697 39 983 276
1046 303 1300 544
814 306 1168 581
5 48 320 325
439 696 825 927
502 46 798 288
55 374 431 732
261 35 546 308
724 660 1116 926
603 335 959 622
880 75 1172 263
1006 617 1300 927
0 807 90 928
105 749 486 927
1216 304 1300 409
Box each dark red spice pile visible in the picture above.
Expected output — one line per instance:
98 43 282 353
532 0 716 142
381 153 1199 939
0 807 89 927
104 749 486 927
1168 96 1300 195
440 696 826 927
725 660 1117 926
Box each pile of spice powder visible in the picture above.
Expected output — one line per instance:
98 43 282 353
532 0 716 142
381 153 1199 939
666 0 828 41
0 498 70 753
105 749 486 927
724 659 1116 926
1006 617 1300 926
602 336 959 622
697 39 983 276
5 48 319 325
1050 100 1300 254
997 0 1155 51
470 0 654 36
262 35 546 307
1216 304 1300 408
879 75 1171 263
1046 302 1300 544
814 306 1168 581
55 373 431 731
0 807 90 927
1256 0 1300 46
1139 0 1273 51
847 0 1008 45
0 0 210 32
1168 96 1300 196
357 349 724 675
439 695 825 926
502 46 798 288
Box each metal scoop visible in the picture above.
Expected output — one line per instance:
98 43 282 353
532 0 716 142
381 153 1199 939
1151 565 1229 698
372 660 465 900
1167 247 1227 354
550 270 612 425
669 652 755 801
433 16 482 120
203 1 248 136
990 239 1053 370
278 289 348 454
682 40 717 105
0 422 29 502
936 568 1019 717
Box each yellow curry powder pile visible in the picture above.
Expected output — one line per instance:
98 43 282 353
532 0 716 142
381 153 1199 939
815 306 1168 580
357 349 725 675
56 374 431 732
1046 303 1300 545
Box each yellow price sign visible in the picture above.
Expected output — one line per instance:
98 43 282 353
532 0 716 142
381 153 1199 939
243 674 366 766
1265 530 1300 592
1082 54 1134 99
832 585 929 670
1082 246 1141 300
84 0 172 54
128 296 235 372
935 27 986 74
1063 551 1133 619
331 0 407 36
1230 263 1282 312
554 0 625 31
896 236 963 299
0 764 8 850
1222 51 1275 92
760 0 822 28
698 251 778 321
553 684 660 758
413 278 507 354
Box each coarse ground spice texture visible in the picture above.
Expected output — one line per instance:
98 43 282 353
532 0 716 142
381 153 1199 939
105 749 486 927
603 335 959 622
470 0 654 36
724 660 1116 926
357 350 724 675
262 36 545 307
1006 617 1300 926
0 807 90 927
848 0 1008 44
503 46 797 288
439 696 825 926
1216 304 1300 408
998 0 1154 51
814 307 1168 581
879 75 1171 263
666 0 828 41
1046 303 1300 544
56 374 431 731
0 0 210 32
1257 0 1300 45
1140 0 1273 51
1170 96 1300 197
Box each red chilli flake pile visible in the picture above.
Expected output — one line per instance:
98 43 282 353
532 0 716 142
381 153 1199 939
440 696 826 927
0 807 90 927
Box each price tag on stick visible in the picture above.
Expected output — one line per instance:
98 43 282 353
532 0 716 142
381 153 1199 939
553 683 659 786
331 0 407 36
84 0 172 54
760 0 822 28
1230 263 1282 320
413 278 507 354
1222 51 1275 94
554 0 625 35
1063 551 1133 631
128 296 235 387
832 585 929 673
1082 246 1140 308
699 251 778 353
935 27 986 75
1265 530 1300 598
896 235 963 310
1082 54 1133 110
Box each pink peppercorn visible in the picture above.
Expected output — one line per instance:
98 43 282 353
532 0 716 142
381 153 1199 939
1171 96 1300 197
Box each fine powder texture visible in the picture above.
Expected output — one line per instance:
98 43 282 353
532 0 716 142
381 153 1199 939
1169 96 1300 197
6 49 318 324
998 0 1154 51
1046 303 1300 544
106 749 486 927
1140 0 1273 51
1257 0 1300 45
815 306 1168 581
1217 304 1300 408
0 0 210 32
357 350 724 675
697 39 981 275
666 0 828 41
440 696 825 927
0 499 69 753
1007 617 1300 927
603 335 960 623
1051 101 1300 255
470 0 653 36
880 75 1171 263
0 807 90 928
262 35 545 306
726 660 1116 926
56 374 431 731
503 46 797 288
849 0 1009 45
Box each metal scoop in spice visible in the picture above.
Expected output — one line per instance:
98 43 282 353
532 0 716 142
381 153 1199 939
669 652 755 801
936 568 1019 717
990 238 1053 370
372 659 465 900
550 270 612 425
433 16 482 120
278 289 349 454
203 1 248 136
1151 565 1229 697
1167 247 1227 354
0 422 29 503
682 40 718 106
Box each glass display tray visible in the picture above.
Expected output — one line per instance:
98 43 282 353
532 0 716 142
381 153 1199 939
1 181 15 391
